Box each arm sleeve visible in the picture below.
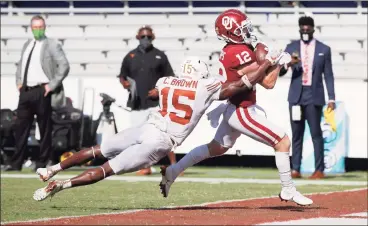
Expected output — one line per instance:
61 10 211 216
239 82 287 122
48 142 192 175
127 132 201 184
323 46 336 101
203 78 222 101
119 54 130 80
48 40 70 91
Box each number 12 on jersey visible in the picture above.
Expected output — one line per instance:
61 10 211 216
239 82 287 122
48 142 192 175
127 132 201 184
159 87 196 125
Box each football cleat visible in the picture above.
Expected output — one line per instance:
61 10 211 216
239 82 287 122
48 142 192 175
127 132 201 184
279 187 313 206
159 165 174 198
33 180 63 201
36 167 56 182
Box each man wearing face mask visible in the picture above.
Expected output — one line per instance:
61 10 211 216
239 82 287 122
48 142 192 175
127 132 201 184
118 25 178 175
279 15 336 180
3 15 70 171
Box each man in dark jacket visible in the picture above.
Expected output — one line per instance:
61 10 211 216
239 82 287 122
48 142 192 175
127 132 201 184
118 26 178 175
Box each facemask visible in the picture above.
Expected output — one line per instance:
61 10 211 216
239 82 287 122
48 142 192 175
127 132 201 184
139 37 152 49
300 32 313 43
32 29 45 40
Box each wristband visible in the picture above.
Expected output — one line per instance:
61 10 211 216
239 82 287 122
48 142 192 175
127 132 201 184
241 74 253 89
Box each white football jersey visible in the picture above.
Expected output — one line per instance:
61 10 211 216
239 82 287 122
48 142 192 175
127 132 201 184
148 76 222 145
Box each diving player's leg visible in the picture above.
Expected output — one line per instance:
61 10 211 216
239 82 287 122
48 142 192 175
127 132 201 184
228 105 312 206
36 126 141 182
36 145 103 182
34 124 173 201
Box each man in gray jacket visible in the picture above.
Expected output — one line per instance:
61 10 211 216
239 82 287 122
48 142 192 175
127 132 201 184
4 15 70 171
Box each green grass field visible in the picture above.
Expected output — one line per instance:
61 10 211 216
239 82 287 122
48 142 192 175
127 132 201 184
1 166 367 223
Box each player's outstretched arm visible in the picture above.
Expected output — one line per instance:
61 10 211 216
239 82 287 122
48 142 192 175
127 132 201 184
219 60 272 100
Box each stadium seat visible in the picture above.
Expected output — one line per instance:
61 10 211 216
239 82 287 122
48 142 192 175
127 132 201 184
268 14 301 25
0 63 17 75
168 15 217 26
47 15 106 26
84 26 137 39
63 39 128 51
259 25 300 40
85 64 120 74
1 26 29 39
106 51 129 63
333 64 367 79
324 40 363 52
64 51 105 64
105 15 168 25
46 26 84 39
1 51 20 63
246 14 269 26
5 39 28 51
0 15 33 26
313 14 340 26
338 14 368 25
140 39 185 51
345 52 368 64
69 64 86 74
185 40 224 52
331 53 344 64
153 26 204 39
320 26 367 39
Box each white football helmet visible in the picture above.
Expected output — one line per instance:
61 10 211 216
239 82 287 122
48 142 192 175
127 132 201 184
179 56 210 79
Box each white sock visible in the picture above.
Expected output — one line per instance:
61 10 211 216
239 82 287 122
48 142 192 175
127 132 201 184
275 152 294 189
61 179 72 190
50 163 62 173
171 144 210 180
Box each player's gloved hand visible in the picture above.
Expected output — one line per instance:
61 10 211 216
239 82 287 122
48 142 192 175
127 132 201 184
278 52 292 67
265 48 283 66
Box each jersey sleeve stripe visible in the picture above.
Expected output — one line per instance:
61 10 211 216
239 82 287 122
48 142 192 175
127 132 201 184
207 82 221 92
206 82 221 91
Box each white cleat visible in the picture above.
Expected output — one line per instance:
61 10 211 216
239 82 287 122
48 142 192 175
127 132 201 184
36 167 56 182
279 187 313 206
159 165 174 198
33 180 63 201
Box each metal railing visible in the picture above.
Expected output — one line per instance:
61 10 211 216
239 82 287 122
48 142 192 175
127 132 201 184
1 4 367 16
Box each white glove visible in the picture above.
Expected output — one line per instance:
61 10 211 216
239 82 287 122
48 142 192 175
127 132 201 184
265 48 283 66
278 52 292 67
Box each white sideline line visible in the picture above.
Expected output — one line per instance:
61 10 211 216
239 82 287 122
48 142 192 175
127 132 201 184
259 217 368 225
342 212 368 217
1 173 367 186
1 187 366 225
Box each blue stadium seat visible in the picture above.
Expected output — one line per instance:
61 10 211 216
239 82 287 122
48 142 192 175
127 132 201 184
73 1 124 8
244 1 281 7
301 1 357 8
192 1 240 7
12 1 69 8
128 1 188 8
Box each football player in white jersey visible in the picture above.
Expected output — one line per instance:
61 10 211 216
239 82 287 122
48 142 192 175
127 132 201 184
32 55 279 201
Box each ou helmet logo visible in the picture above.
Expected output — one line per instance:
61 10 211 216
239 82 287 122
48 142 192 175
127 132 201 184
222 16 234 30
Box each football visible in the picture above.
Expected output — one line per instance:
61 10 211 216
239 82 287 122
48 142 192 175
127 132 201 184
254 42 269 65
254 42 280 79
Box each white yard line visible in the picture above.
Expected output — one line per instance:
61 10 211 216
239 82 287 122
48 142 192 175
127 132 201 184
342 212 368 217
1 187 366 225
258 217 368 225
1 173 367 186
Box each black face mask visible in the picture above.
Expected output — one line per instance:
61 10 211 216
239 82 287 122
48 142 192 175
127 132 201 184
299 29 314 43
139 36 152 50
